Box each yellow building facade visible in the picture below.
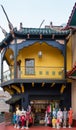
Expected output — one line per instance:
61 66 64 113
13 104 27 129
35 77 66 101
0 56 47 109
0 3 76 125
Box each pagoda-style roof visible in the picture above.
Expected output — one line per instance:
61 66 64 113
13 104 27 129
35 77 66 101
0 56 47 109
65 3 76 29
67 62 76 80
0 27 70 50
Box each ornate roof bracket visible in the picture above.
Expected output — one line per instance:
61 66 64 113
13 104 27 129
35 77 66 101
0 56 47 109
4 87 14 95
11 85 21 93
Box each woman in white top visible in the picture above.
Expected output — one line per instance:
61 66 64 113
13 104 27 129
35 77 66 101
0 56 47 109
57 108 63 127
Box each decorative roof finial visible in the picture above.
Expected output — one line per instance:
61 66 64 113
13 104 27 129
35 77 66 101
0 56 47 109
19 22 23 32
50 21 53 28
39 20 45 28
0 26 7 37
0 5 14 36
20 22 23 29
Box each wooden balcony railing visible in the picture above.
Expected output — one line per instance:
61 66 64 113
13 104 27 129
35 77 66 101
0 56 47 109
2 66 65 82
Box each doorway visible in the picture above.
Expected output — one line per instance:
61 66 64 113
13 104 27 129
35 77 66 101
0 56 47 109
30 100 60 125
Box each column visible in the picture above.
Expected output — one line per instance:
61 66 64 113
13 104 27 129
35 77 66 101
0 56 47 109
14 38 17 79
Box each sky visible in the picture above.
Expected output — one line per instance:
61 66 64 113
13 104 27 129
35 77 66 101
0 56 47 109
0 0 76 89
0 0 76 41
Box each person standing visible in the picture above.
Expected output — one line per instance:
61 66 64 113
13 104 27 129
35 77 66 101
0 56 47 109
16 106 21 129
52 107 57 118
46 104 51 114
57 108 63 128
12 112 17 128
25 105 31 129
44 111 48 126
63 107 68 128
20 108 26 129
52 116 57 128
68 107 73 128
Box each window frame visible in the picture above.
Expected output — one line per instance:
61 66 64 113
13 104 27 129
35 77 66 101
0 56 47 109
25 58 35 75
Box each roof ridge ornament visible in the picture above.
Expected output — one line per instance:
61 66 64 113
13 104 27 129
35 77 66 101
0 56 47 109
39 20 45 28
0 5 15 38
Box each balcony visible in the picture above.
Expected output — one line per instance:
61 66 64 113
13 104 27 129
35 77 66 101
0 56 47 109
2 66 65 83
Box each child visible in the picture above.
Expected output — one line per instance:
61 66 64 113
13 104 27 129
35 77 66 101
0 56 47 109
52 116 57 128
57 108 63 128
16 106 21 129
20 112 25 129
56 118 60 129
25 107 31 129
29 113 33 127
16 113 21 129
47 114 51 126
52 107 57 118
44 111 48 126
12 112 17 128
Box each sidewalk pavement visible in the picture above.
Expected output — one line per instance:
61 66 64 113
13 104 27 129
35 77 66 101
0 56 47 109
0 123 76 130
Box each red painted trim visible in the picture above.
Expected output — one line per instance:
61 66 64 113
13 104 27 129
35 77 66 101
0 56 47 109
67 3 76 26
62 3 76 30
67 63 76 78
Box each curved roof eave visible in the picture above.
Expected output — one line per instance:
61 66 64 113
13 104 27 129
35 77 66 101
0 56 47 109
17 40 65 56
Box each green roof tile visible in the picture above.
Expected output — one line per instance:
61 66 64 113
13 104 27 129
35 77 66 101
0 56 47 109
20 28 69 35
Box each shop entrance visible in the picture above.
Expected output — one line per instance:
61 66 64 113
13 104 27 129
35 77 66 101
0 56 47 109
30 100 60 126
